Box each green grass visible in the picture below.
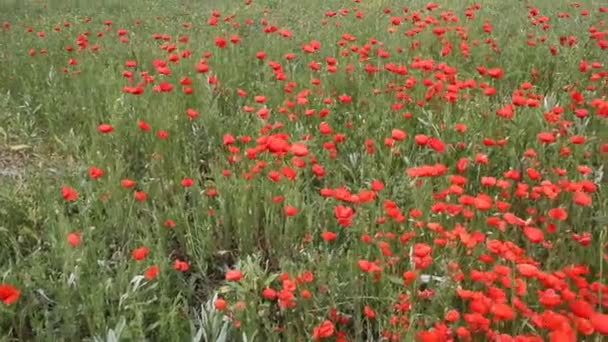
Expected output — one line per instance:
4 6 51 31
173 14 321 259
0 0 607 341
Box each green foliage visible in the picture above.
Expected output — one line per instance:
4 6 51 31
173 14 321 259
0 0 607 341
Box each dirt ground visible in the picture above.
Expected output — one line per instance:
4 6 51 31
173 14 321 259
0 145 30 179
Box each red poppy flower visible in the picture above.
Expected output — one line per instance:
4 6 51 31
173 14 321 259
517 264 539 278
284 205 298 216
312 320 335 340
144 265 160 280
88 166 104 179
225 269 243 282
491 303 516 320
415 134 429 145
121 179 136 188
173 259 189 272
214 36 226 48
548 207 568 221
214 298 227 310
321 231 337 242
428 137 445 152
487 67 504 79
413 243 432 257
537 132 555 143
61 185 79 201
363 306 376 319
223 134 236 146
391 129 407 141
0 284 20 305
156 130 169 139
97 123 113 133
134 191 147 202
572 191 591 206
181 178 194 187
523 226 544 243
358 260 373 272
591 312 608 334
569 300 594 319
444 309 460 322
131 246 149 260
262 287 277 300
290 142 309 156
185 108 198 119
67 232 81 247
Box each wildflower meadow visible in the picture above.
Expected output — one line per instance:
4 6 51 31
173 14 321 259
0 0 607 341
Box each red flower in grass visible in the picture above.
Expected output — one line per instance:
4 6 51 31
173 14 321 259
363 306 376 319
131 246 149 260
137 120 151 131
173 259 189 272
487 67 503 79
321 231 337 242
523 226 544 243
570 299 594 319
88 166 104 179
181 178 194 187
591 312 608 334
67 232 81 247
428 137 445 153
516 264 539 278
548 207 568 221
312 320 334 340
225 269 243 282
214 297 227 311
537 132 555 144
120 178 136 189
214 36 226 48
573 191 592 206
284 205 299 216
290 142 309 156
61 185 79 201
97 123 113 133
0 284 20 305
334 205 354 227
156 130 169 139
262 287 277 300
133 191 147 202
391 129 407 141
144 265 160 280
491 303 516 320
445 309 460 322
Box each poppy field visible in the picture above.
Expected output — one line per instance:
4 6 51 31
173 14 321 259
1 0 607 340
